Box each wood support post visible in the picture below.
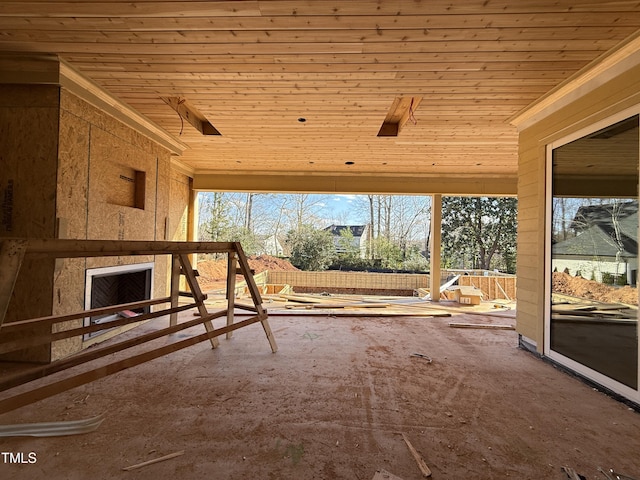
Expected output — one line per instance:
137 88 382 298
169 253 180 326
234 242 278 353
226 251 237 339
178 253 219 349
430 194 442 302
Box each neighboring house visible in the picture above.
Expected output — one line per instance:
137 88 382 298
324 224 370 258
262 234 285 257
552 202 638 285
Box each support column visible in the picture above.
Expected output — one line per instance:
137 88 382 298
430 194 442 302
187 179 198 267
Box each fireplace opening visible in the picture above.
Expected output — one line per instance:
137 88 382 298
85 263 154 340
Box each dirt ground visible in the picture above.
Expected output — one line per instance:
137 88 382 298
197 254 298 291
1 308 640 480
552 271 638 304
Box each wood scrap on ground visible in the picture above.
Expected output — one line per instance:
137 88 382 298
372 468 405 480
448 322 515 330
401 433 432 477
285 302 391 309
122 451 185 471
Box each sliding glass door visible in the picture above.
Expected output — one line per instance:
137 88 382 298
547 112 639 398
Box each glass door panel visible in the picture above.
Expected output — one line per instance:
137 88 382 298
550 115 639 389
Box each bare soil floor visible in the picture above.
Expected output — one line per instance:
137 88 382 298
1 309 640 479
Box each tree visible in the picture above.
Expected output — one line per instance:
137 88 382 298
200 192 231 242
286 225 336 271
337 227 361 262
441 197 517 272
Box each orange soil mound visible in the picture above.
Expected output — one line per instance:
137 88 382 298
197 254 297 290
552 271 637 305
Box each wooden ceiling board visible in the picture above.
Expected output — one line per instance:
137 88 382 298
0 1 639 194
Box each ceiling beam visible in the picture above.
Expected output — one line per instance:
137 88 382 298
193 173 517 196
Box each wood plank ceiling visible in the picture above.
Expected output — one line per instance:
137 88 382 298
0 1 639 191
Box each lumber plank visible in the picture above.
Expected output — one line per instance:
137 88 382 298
233 242 277 353
169 254 181 326
226 251 237 339
401 433 432 477
178 254 219 349
122 451 185 471
0 297 171 331
0 311 226 393
284 302 392 309
448 322 515 330
0 303 195 355
17 238 237 258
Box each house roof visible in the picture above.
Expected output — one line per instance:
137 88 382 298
1 2 639 194
554 205 638 258
324 225 368 238
569 201 638 232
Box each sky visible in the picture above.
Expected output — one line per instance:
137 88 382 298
316 194 361 225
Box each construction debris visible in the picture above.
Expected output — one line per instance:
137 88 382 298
122 450 185 471
448 322 515 330
401 433 432 477
0 413 105 437
410 353 433 363
562 466 586 480
598 467 639 480
372 469 405 480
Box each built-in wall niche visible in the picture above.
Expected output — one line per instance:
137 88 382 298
106 163 146 210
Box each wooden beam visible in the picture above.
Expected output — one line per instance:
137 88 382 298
16 238 237 258
226 251 237 339
178 253 219 349
0 297 170 331
170 254 180 326
0 303 195 355
234 242 278 353
193 174 518 196
162 96 221 136
0 310 227 393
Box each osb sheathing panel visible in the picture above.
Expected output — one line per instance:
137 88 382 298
0 84 60 363
516 63 640 351
169 170 190 242
48 90 173 359
154 156 172 297
51 107 91 360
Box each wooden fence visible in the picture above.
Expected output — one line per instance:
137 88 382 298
267 271 429 292
267 270 516 300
